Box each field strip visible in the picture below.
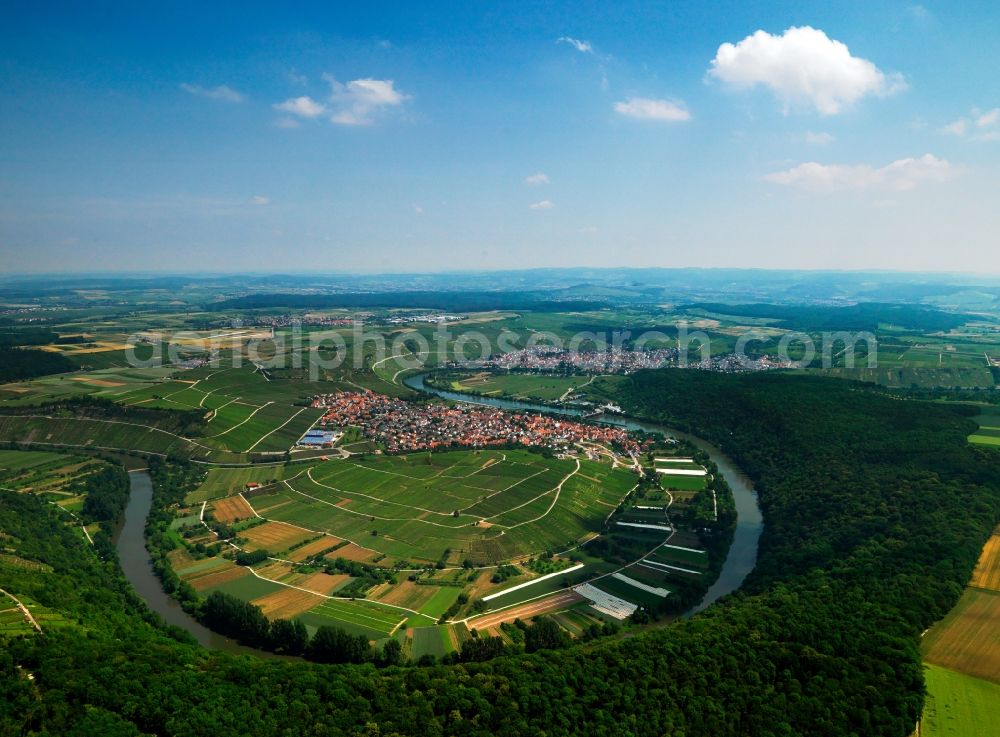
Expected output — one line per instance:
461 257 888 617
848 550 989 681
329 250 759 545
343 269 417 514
344 453 512 483
467 590 584 629
206 401 273 437
9 415 218 452
641 559 701 575
244 494 400 556
0 587 41 632
617 521 673 532
462 467 550 504
612 572 669 597
282 479 477 529
490 459 580 530
305 468 465 519
370 351 432 370
206 397 239 422
661 543 707 555
246 406 309 452
481 563 586 601
245 566 435 623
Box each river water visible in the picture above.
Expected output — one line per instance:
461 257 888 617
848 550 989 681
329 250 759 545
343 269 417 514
113 375 763 652
402 373 763 615
115 470 280 656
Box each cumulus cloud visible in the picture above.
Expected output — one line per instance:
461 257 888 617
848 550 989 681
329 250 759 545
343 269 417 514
180 83 245 103
252 195 270 206
804 131 835 145
525 172 550 186
765 154 953 192
708 26 905 115
942 107 1000 140
529 200 554 210
613 97 691 122
558 36 593 54
325 76 408 125
273 96 326 118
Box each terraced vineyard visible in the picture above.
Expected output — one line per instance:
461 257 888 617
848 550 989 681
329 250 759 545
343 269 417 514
232 449 636 564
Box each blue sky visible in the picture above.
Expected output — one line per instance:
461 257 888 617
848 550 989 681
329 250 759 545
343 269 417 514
1 1 998 274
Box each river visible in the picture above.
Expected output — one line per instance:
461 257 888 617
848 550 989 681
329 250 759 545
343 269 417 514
402 372 763 615
115 470 282 656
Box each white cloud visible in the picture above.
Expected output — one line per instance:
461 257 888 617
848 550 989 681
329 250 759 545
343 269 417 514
413 205 424 215
708 26 905 115
558 36 593 54
325 76 409 125
940 119 968 136
765 154 953 192
977 108 1000 128
525 172 550 186
939 107 1000 139
180 83 244 103
804 131 835 145
613 97 691 122
273 96 326 119
252 196 270 206
529 200 554 210
274 117 300 129
287 69 308 86
578 226 598 234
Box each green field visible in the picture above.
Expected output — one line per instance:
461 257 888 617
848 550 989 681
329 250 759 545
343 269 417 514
245 449 636 564
969 410 1000 447
409 626 453 659
450 372 596 401
297 598 406 640
920 664 1000 737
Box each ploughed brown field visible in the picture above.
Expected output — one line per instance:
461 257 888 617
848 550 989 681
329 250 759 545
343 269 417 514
467 590 585 631
922 588 1000 684
252 588 324 620
212 495 256 524
188 566 251 592
287 535 343 562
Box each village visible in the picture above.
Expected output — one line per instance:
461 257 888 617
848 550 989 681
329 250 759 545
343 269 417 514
310 389 643 455
465 346 679 374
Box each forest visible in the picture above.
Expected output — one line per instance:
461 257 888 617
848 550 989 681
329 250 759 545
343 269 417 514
1 370 998 736
0 348 77 382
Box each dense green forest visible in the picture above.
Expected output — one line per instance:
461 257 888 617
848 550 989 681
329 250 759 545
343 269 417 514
0 347 76 382
1 371 998 736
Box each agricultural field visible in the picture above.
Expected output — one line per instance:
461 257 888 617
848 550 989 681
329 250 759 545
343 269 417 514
167 439 715 655
969 410 1000 447
969 525 1000 591
243 449 636 565
922 527 1000 685
919 664 1000 737
447 372 598 401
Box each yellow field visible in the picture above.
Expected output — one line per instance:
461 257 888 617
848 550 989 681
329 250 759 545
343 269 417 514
241 521 315 552
969 527 1000 593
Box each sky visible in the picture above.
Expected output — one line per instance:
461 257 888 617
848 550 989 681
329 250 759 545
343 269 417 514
1 1 999 274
